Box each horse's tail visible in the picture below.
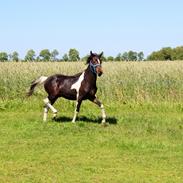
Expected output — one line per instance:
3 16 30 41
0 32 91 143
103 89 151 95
27 76 48 97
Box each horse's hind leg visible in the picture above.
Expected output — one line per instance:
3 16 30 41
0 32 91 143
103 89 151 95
43 105 49 122
43 96 58 121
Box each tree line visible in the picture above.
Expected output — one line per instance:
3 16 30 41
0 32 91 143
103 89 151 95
147 46 183 61
0 48 144 62
0 46 182 62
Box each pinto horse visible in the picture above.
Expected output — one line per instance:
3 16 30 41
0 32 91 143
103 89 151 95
27 51 106 124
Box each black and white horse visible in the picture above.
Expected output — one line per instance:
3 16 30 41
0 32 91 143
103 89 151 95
27 51 106 124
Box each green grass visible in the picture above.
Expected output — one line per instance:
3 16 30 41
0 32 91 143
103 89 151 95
0 100 183 182
0 62 183 182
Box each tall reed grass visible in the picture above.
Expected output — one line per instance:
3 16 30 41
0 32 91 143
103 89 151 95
1 61 183 102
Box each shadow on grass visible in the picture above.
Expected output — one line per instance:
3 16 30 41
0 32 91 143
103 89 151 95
53 116 117 125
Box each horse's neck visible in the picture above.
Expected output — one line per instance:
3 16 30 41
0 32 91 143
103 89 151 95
85 66 97 85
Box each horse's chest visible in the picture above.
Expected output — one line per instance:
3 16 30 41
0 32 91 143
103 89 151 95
71 72 85 92
71 73 96 98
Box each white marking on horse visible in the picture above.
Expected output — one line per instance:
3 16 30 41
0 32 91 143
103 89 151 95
42 98 58 121
97 59 100 64
33 76 48 85
72 103 78 123
71 72 85 100
43 98 57 113
100 104 106 123
39 76 48 83
43 106 49 122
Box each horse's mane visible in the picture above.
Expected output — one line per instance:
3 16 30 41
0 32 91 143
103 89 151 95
55 72 82 78
86 55 92 64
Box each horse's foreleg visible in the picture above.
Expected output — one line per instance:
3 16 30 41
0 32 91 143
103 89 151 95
43 97 58 121
89 96 106 124
72 100 82 123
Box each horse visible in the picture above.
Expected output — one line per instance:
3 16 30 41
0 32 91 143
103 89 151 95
27 51 106 124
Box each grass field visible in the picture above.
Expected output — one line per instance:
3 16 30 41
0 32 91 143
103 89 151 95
0 62 183 182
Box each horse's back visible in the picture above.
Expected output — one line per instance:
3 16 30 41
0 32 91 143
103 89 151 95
44 73 82 99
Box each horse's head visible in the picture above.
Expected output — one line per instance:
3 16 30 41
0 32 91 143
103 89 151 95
87 51 103 77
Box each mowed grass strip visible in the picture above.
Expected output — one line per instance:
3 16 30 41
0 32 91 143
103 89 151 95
0 101 183 182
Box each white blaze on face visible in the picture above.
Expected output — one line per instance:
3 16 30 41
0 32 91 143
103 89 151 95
97 58 101 64
71 72 85 99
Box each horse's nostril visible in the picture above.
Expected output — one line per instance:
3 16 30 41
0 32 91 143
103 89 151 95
98 72 102 77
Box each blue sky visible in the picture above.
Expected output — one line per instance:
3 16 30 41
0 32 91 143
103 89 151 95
0 0 183 58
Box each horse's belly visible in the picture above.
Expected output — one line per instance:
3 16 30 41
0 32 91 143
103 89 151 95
61 90 77 100
62 95 77 100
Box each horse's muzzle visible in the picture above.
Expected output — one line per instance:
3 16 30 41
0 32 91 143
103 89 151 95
96 67 103 77
98 72 103 77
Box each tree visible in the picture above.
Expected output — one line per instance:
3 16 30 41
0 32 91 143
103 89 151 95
101 54 106 62
81 55 89 62
115 53 121 61
107 56 114 61
11 51 19 61
62 53 69 61
147 47 173 61
172 46 183 60
161 47 172 60
39 49 51 61
147 51 162 61
0 52 8 61
68 48 80 61
36 56 40 61
25 49 36 61
128 51 138 61
51 49 59 61
121 52 128 61
137 52 144 61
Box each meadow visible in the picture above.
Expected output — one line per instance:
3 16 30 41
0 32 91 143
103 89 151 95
0 61 183 182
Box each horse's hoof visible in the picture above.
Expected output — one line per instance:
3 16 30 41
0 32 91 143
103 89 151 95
101 122 109 127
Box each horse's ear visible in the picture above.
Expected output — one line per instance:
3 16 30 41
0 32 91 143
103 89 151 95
90 51 93 55
99 52 103 58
